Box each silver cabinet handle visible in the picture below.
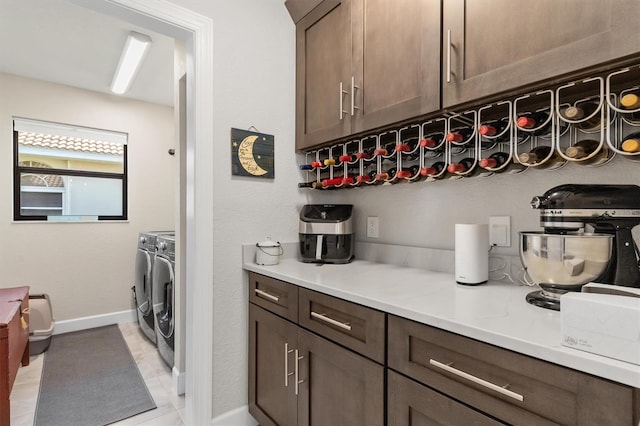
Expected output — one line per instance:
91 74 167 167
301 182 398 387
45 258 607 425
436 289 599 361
284 343 294 387
351 76 360 116
339 82 349 119
310 311 352 331
429 359 524 402
294 349 304 395
255 288 279 302
446 29 452 83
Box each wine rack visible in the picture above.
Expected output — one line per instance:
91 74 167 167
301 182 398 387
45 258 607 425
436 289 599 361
299 63 640 190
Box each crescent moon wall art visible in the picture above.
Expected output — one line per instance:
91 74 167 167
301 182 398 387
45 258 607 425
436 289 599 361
231 128 274 178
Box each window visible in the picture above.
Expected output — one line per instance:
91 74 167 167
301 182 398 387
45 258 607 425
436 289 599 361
13 118 128 221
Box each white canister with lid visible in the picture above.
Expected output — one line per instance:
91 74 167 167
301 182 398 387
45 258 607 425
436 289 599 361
255 239 283 265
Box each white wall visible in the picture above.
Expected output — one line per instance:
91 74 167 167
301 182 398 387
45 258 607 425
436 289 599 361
166 0 305 418
0 72 175 320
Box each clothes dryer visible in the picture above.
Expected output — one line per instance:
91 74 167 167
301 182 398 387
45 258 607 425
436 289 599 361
152 234 176 368
134 231 173 344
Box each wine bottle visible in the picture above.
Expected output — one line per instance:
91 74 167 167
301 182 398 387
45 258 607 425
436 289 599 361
420 161 446 177
298 181 322 189
479 152 509 169
620 92 640 110
516 111 552 136
356 149 372 160
564 140 601 159
420 133 444 148
447 157 476 174
479 118 511 144
324 158 336 166
396 165 420 179
339 154 353 162
446 126 474 143
564 139 610 165
561 102 601 131
299 164 314 171
621 132 640 153
518 145 565 169
374 147 388 156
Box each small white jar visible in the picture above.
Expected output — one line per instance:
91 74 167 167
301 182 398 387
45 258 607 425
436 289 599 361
255 239 283 265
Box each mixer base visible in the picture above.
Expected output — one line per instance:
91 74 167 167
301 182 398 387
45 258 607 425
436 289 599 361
526 290 560 311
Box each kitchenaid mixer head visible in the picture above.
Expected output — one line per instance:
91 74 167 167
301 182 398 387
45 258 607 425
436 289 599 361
522 184 640 310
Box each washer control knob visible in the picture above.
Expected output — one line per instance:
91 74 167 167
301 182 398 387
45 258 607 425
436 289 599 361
159 241 167 251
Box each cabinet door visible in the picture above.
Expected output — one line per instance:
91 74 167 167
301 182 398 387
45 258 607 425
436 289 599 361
296 0 353 151
248 304 298 426
443 0 640 108
353 0 441 133
296 328 384 426
388 370 503 426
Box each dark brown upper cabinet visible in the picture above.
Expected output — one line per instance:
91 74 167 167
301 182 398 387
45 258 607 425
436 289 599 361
295 0 441 151
442 0 640 109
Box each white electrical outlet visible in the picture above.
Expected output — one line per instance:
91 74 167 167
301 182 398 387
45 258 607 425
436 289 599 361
367 216 379 238
489 216 511 247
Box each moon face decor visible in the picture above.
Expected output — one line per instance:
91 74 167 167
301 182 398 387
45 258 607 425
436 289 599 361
231 128 274 178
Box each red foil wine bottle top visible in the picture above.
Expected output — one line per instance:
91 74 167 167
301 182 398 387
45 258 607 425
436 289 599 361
420 138 437 148
356 152 371 159
479 158 497 168
478 125 497 136
375 173 389 180
342 176 354 184
311 161 322 168
420 167 435 176
356 175 371 183
517 116 536 129
374 148 388 156
446 133 464 142
396 170 412 178
339 155 352 162
395 144 411 152
447 163 465 173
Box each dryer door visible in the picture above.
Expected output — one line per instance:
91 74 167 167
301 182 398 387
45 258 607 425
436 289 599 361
152 256 175 340
134 249 152 315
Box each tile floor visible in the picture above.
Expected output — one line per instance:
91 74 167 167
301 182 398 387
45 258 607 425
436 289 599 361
9 322 185 426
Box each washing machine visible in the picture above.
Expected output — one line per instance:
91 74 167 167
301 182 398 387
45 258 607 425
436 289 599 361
152 234 176 368
134 231 173 344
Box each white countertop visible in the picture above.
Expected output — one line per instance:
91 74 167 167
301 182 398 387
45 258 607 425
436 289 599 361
243 257 640 388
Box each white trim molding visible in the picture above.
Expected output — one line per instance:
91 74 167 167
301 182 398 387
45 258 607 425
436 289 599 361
54 309 136 335
211 406 258 426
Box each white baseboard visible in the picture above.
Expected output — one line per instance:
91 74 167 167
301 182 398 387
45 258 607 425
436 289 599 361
172 366 186 396
53 309 137 335
211 406 258 426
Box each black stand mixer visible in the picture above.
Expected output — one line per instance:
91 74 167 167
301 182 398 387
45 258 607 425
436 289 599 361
520 184 640 310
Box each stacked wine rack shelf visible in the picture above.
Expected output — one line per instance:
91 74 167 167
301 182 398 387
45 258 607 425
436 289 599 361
299 64 640 190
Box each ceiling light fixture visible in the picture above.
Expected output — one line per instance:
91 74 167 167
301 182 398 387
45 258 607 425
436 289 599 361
110 31 152 95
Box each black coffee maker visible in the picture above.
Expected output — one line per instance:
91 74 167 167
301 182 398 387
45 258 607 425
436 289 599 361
299 204 354 263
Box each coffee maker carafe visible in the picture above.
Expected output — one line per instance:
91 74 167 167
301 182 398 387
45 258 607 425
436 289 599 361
520 184 640 310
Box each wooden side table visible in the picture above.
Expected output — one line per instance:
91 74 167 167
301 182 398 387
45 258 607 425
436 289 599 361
0 286 30 426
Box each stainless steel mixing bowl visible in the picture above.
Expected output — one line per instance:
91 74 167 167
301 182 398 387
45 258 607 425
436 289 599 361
520 232 613 298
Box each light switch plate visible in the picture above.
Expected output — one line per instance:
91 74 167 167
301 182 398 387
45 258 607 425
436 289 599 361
489 216 510 247
367 216 379 239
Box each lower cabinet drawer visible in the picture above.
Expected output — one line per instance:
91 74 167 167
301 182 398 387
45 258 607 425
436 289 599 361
388 315 638 425
388 370 502 426
248 272 298 322
298 288 385 363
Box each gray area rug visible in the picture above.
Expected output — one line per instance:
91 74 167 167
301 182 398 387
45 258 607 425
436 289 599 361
34 325 156 426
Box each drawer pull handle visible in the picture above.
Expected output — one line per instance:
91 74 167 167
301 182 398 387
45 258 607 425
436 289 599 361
429 359 524 402
310 311 352 331
255 288 280 302
284 343 294 387
295 349 304 395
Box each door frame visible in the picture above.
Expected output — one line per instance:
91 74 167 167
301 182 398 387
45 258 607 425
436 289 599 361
81 1 214 424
